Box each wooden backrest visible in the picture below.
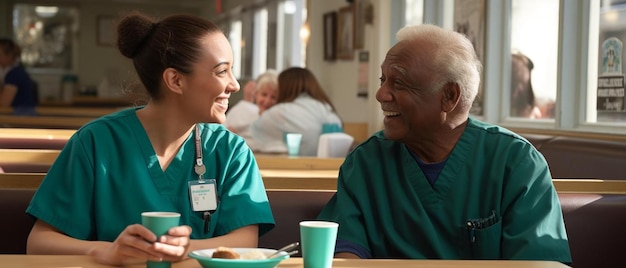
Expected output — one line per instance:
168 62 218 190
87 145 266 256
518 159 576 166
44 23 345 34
0 115 90 129
0 149 60 165
3 172 626 194
0 128 75 139
255 156 344 170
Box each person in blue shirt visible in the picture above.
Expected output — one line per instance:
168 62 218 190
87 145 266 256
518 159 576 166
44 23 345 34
26 12 274 266
317 24 571 264
0 38 37 115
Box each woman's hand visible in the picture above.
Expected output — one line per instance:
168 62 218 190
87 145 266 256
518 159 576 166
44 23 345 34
29 220 192 266
152 225 193 262
88 224 161 265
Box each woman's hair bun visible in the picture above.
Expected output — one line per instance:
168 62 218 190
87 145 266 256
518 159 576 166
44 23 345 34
117 13 157 58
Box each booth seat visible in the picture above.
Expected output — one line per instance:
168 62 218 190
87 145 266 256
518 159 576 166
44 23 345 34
1 188 625 268
521 133 626 180
558 193 626 268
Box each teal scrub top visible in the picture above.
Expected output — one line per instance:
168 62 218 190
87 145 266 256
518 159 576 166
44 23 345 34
27 107 275 241
317 118 571 263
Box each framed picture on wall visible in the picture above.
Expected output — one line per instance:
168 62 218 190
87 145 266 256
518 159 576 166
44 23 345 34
337 5 354 60
354 0 366 49
323 12 337 61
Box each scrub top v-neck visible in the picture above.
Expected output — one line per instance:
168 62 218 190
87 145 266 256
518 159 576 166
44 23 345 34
27 107 275 242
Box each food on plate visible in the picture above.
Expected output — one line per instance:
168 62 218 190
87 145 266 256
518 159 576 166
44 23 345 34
210 246 269 260
211 246 240 259
239 249 268 260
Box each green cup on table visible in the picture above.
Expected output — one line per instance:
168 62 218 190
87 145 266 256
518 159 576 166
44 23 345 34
300 220 339 268
141 212 181 268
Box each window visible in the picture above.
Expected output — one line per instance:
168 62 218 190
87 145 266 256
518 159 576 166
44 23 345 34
228 20 243 79
12 4 79 70
591 0 626 124
405 0 424 26
276 0 307 70
217 0 306 80
509 0 559 119
252 7 269 78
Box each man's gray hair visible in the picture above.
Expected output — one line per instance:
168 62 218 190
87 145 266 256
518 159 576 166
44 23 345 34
396 24 482 112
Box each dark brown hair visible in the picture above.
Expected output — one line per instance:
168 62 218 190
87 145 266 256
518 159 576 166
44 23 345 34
277 67 337 112
0 38 21 61
510 52 536 117
117 12 222 99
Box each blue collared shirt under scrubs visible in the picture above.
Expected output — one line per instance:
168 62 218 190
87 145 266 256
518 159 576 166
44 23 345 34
317 117 571 263
27 107 275 241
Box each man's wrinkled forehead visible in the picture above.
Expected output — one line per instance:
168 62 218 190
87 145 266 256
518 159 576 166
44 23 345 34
381 41 417 75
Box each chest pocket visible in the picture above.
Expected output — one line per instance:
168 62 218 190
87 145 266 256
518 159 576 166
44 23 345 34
468 219 502 259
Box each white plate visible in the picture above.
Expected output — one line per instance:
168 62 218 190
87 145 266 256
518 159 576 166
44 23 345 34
188 248 289 268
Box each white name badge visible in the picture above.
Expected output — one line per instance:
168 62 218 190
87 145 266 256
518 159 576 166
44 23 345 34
188 180 218 212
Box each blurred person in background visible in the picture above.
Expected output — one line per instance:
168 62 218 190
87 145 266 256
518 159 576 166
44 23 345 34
510 51 542 119
225 80 258 133
249 67 341 156
0 38 37 115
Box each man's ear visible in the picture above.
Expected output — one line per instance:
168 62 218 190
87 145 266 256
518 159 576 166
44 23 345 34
442 82 461 112
162 67 184 95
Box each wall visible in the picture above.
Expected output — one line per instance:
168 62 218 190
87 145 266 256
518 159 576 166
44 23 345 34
1 0 211 101
1 0 389 135
305 0 393 134
216 0 391 134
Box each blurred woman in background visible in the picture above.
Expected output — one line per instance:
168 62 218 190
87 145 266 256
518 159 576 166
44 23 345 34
249 67 341 156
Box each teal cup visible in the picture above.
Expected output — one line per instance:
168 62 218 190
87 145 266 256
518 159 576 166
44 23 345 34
300 221 339 268
285 133 303 156
141 212 181 268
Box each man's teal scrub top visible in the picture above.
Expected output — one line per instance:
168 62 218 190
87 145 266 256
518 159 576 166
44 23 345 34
27 107 274 241
318 118 571 263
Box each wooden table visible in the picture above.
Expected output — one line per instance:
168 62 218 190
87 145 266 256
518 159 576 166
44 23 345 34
0 115 91 129
0 255 571 267
0 127 75 139
0 106 122 117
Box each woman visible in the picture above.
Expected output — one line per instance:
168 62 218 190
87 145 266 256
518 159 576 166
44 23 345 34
254 69 279 114
0 38 37 115
26 12 274 266
510 52 542 118
225 70 278 135
249 67 341 156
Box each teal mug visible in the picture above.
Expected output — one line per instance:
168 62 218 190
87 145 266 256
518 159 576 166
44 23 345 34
141 212 181 268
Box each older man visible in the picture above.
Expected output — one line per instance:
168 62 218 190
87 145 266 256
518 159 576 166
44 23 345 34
317 24 571 263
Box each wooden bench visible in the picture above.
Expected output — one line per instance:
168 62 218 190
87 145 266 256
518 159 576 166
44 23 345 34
0 171 339 190
0 128 75 139
343 122 369 145
0 149 60 173
0 149 345 173
0 128 72 150
0 107 121 117
0 115 92 129
0 149 60 165
255 155 343 170
3 172 626 194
